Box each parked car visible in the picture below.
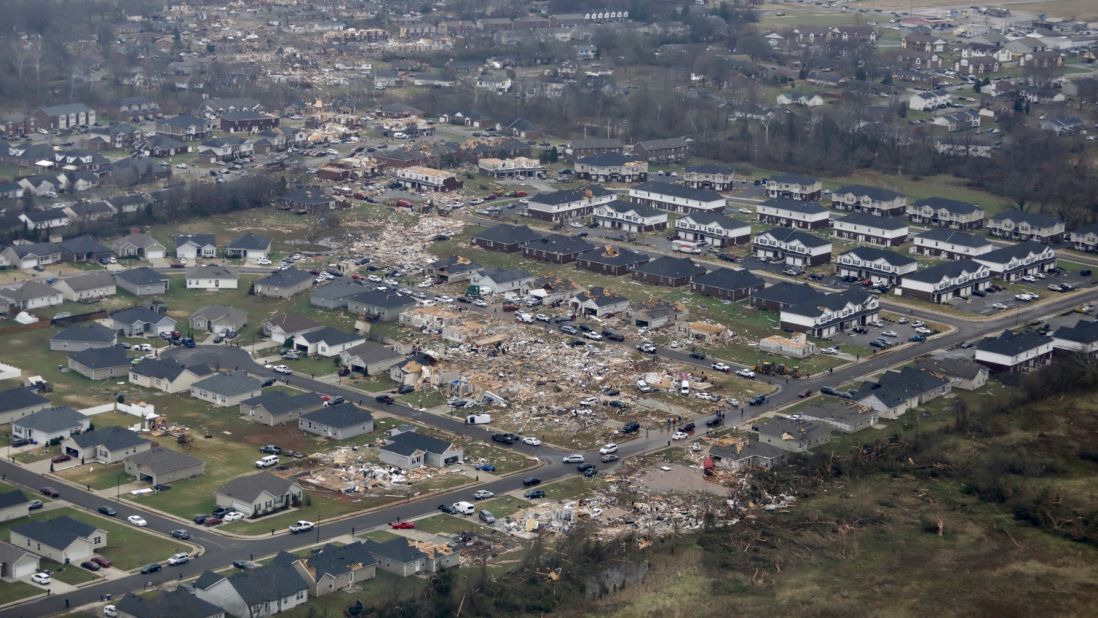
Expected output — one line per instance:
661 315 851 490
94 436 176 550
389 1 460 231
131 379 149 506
522 477 542 487
168 553 190 566
80 560 101 571
473 490 494 500
259 445 281 455
389 521 415 530
289 520 316 534
204 517 223 527
91 556 112 568
712 362 731 372
50 454 71 464
375 395 395 405
31 572 51 585
563 454 585 464
27 500 43 511
524 488 546 499
139 563 162 574
438 504 457 514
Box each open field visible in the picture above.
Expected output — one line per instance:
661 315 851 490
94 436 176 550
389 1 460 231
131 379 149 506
0 581 39 605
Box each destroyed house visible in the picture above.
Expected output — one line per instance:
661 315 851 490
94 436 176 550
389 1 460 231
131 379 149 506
379 432 463 469
752 416 831 452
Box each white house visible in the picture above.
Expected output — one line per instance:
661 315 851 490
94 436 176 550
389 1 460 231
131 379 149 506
897 260 991 304
186 265 239 290
752 228 832 266
627 182 726 215
757 198 830 230
832 214 909 247
675 213 751 247
975 330 1053 373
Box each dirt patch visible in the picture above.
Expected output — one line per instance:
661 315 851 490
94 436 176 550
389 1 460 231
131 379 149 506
636 464 726 496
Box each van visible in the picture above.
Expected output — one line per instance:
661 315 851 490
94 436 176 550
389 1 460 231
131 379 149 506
680 380 690 395
255 455 279 468
452 501 475 515
465 413 492 425
479 510 496 524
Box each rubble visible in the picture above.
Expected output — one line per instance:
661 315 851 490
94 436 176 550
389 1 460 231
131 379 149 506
343 215 464 272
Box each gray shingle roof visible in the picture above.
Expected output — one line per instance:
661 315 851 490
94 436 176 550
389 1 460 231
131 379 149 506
306 542 377 579
691 268 764 292
241 391 323 415
633 181 723 203
633 256 705 279
976 330 1052 356
0 490 29 509
381 431 453 456
114 588 223 618
124 448 204 476
362 537 426 564
298 326 363 347
913 197 981 215
68 347 130 370
348 290 416 309
577 246 650 268
839 246 917 267
832 184 904 201
115 267 167 286
577 153 642 167
311 281 367 301
227 233 271 251
530 186 612 206
12 515 99 549
915 228 990 248
835 213 908 230
302 403 374 429
472 223 542 245
15 407 86 433
131 357 211 381
256 268 313 289
192 372 262 397
342 341 404 364
903 259 987 284
769 173 819 185
51 324 115 345
218 472 298 503
757 227 831 248
0 387 49 414
1053 319 1098 345
523 233 594 255
69 426 148 451
761 198 828 215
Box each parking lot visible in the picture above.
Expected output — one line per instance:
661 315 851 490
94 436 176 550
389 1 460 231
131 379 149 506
833 316 943 354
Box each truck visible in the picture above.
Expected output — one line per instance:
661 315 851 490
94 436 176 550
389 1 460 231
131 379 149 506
515 312 534 323
465 284 492 297
465 413 492 424
672 239 703 254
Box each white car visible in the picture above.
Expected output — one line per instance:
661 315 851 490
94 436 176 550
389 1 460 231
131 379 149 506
167 552 190 566
473 299 488 307
599 443 619 455
522 436 542 446
896 317 908 324
31 572 51 585
569 222 583 228
584 332 603 341
135 343 153 352
289 520 316 534
580 397 599 407
711 362 731 372
535 314 550 322
738 208 752 214
562 454 585 464
273 365 292 374
127 515 147 527
881 330 899 338
736 368 756 378
256 257 272 265
672 431 689 440
103 605 118 617
727 398 741 407
821 347 839 355
222 511 244 522
1021 275 1037 283
473 490 494 500
992 302 1008 310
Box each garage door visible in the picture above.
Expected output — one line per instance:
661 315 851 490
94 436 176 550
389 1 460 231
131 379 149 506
13 559 37 578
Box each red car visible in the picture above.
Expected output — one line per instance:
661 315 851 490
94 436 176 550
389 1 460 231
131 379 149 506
91 557 112 569
51 454 72 464
204 517 223 527
389 521 415 530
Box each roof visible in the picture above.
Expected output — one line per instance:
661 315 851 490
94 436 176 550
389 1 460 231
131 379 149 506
0 490 29 509
265 313 322 334
298 326 363 347
757 227 831 248
571 138 622 149
40 103 93 116
635 137 688 150
256 268 312 289
753 416 830 443
59 235 110 255
362 537 427 564
349 290 416 309
4 242 60 259
68 347 130 370
524 233 594 255
114 588 223 618
218 472 299 502
51 324 115 345
12 515 100 550
760 198 828 216
306 542 377 579
912 356 988 380
476 267 534 284
0 386 49 414
976 330 1053 356
576 153 642 167
530 186 612 206
913 197 982 215
857 367 951 407
751 282 819 306
786 288 874 318
124 448 204 475
0 281 60 303
14 407 86 433
55 271 115 294
576 246 650 268
691 268 764 291
191 304 247 324
311 281 367 301
632 182 724 203
710 440 787 462
302 403 374 429
131 357 211 381
975 241 1052 265
382 431 454 456
229 563 310 606
903 259 988 284
571 286 629 307
68 426 148 451
227 233 271 251
472 223 542 245
342 341 404 364
686 164 733 174
600 199 665 218
111 306 171 325
159 114 206 128
914 228 990 248
633 256 705 279
839 246 917 267
115 267 167 287
186 265 237 280
989 210 1061 228
241 391 324 415
175 234 216 248
192 372 262 397
835 213 908 230
679 211 744 229
769 173 819 185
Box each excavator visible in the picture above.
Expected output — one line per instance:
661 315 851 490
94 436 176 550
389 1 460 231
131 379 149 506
754 361 801 379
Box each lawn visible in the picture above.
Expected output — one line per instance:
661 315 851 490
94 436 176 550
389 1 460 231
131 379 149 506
59 462 127 491
477 495 532 518
539 476 602 502
220 494 379 534
456 440 538 476
278 571 426 618
0 507 187 571
411 514 480 535
398 388 447 409
0 580 38 605
42 558 99 585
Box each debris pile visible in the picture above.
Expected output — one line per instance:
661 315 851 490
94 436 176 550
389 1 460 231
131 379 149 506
345 215 464 272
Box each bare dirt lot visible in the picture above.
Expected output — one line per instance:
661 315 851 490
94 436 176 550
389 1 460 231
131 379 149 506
637 463 725 496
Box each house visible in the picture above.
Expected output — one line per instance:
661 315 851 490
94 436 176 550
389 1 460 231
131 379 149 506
254 269 313 299
908 89 951 111
903 33 946 53
683 165 735 191
186 265 239 290
114 588 224 618
752 227 833 266
190 305 248 333
973 242 1056 282
191 373 264 407
758 332 818 358
66 201 115 223
263 314 323 344
156 114 210 140
522 234 594 264
856 367 952 419
780 288 880 338
346 290 417 322
220 111 280 133
340 342 405 376
59 236 112 263
0 540 40 580
427 256 481 283
0 281 63 313
757 198 830 230
569 287 631 317
632 256 705 287
751 416 831 452
10 515 105 564
175 234 217 260
975 330 1054 373
835 247 918 286
675 212 751 247
215 473 304 518
593 200 668 233
361 538 428 577
766 174 822 201
395 166 463 192
575 246 650 276
0 387 50 424
0 491 31 523
62 426 150 464
935 134 996 158
477 157 545 179
830 185 907 217
574 154 648 183
1070 224 1098 253
708 441 788 471
471 223 542 252
0 243 62 270
798 400 879 433
907 198 985 230
19 209 70 232
471 268 537 294
146 134 189 157
379 431 464 469
628 182 726 215
932 110 981 132
197 136 253 162
751 282 822 311
1041 117 1085 136
832 213 909 247
110 306 176 337
299 403 375 441
626 300 688 329
129 357 212 394
912 228 992 260
690 268 765 301
912 357 989 391
240 392 324 426
1052 319 1098 356
310 281 369 310
632 137 690 163
49 324 117 352
111 233 165 260
276 188 335 215
194 562 309 618
67 347 131 380
986 211 1065 243
293 327 366 358
898 260 992 303
35 103 96 130
225 233 272 260
525 186 616 223
294 542 377 596
50 271 115 302
115 267 169 296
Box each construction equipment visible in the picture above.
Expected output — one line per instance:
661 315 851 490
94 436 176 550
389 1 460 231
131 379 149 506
753 362 801 379
603 244 618 257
